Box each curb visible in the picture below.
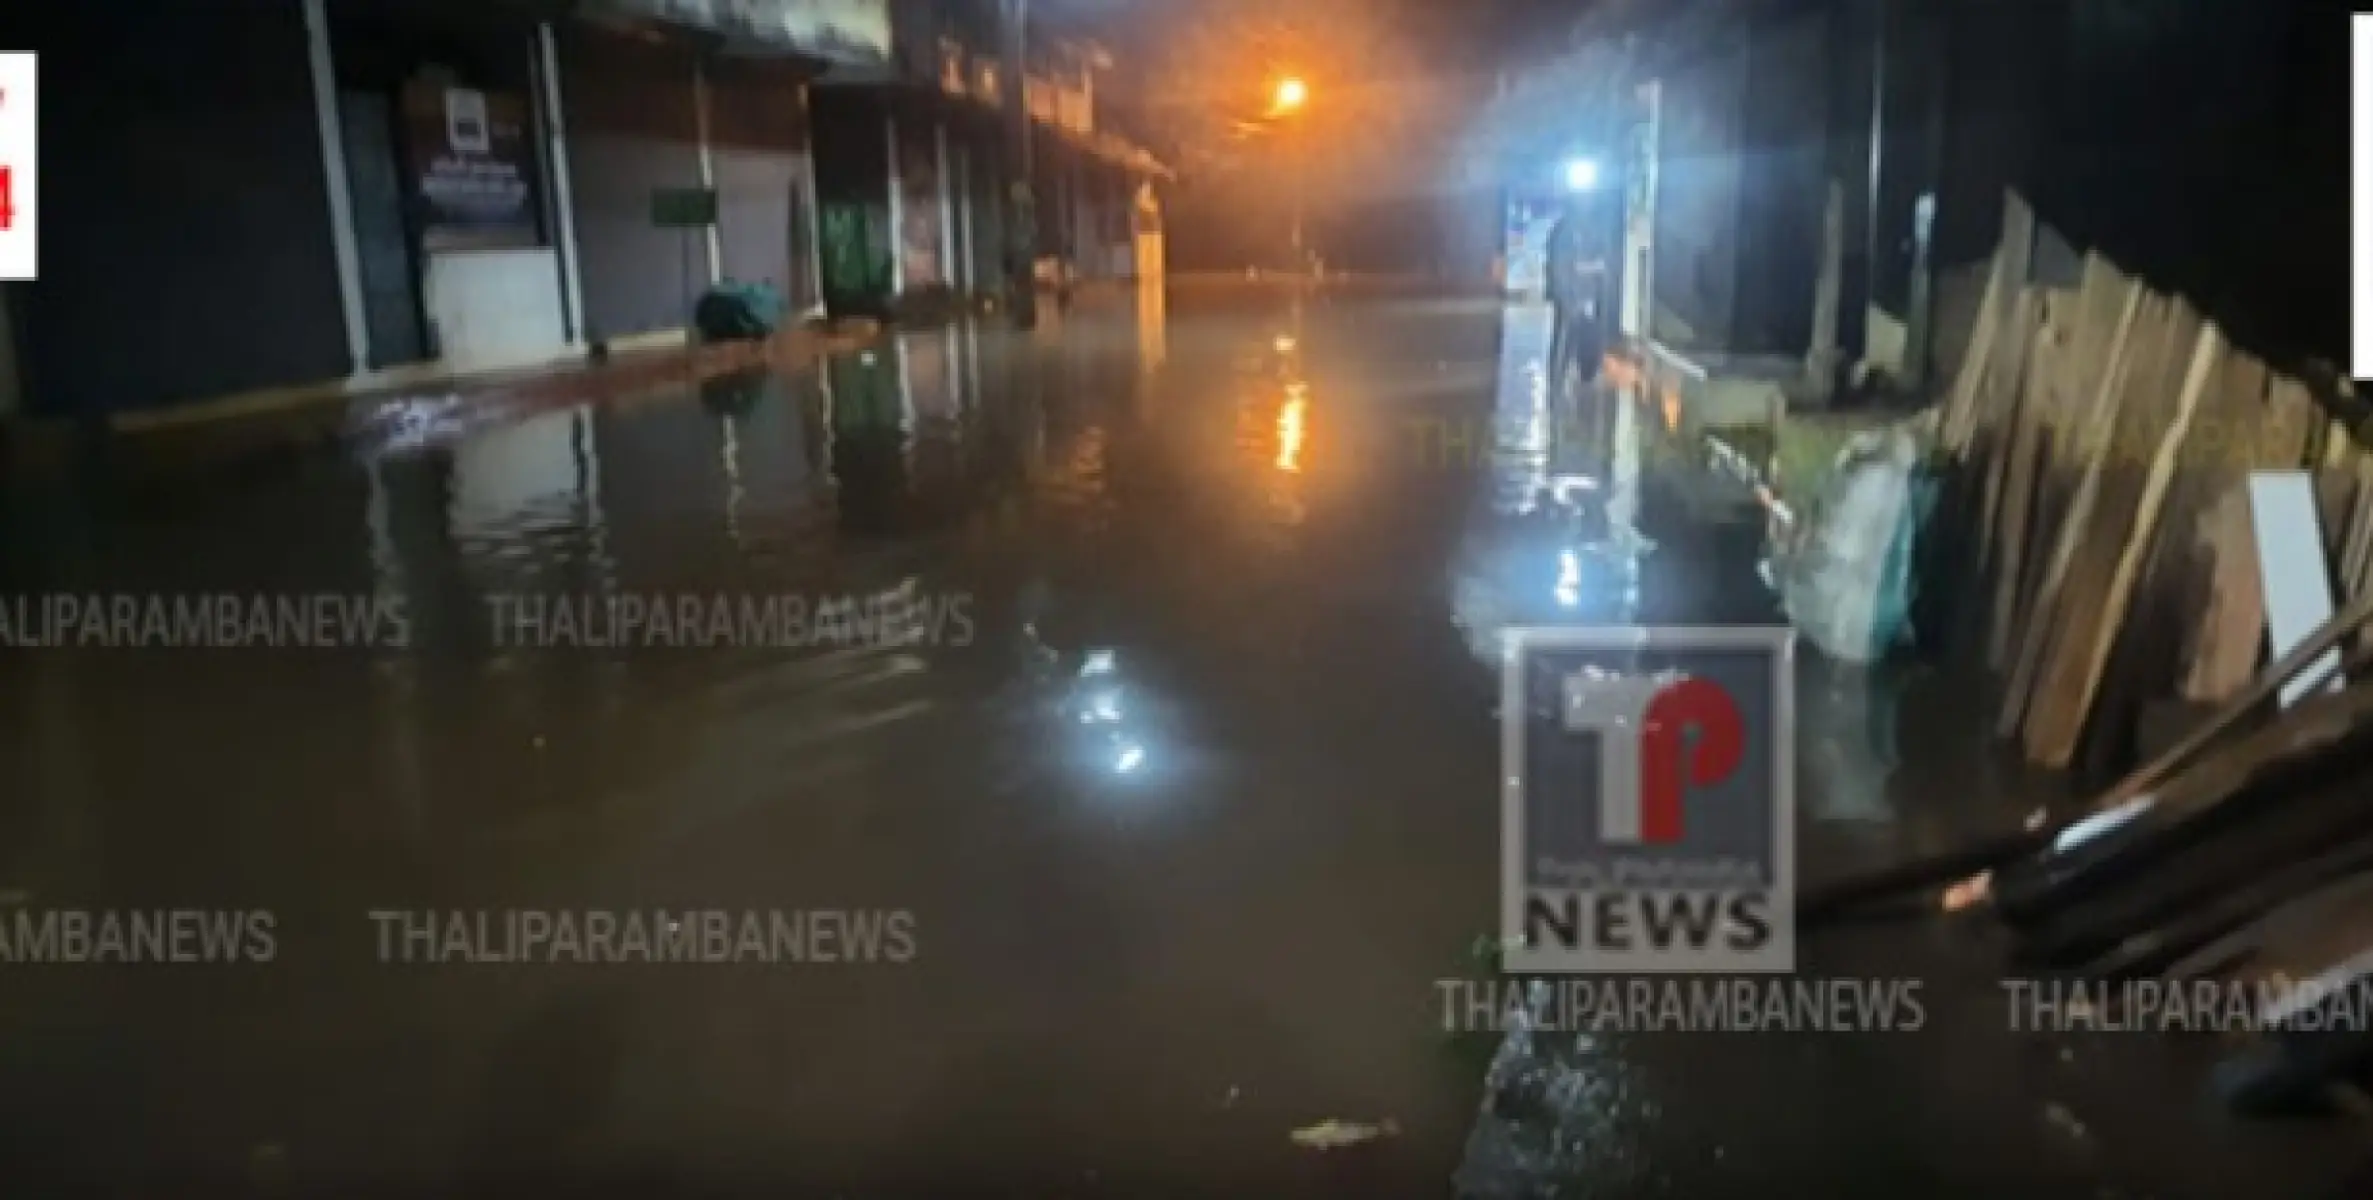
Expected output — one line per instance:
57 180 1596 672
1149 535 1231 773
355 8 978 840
60 321 886 484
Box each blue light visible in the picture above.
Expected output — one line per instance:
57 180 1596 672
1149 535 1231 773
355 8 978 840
1113 741 1147 774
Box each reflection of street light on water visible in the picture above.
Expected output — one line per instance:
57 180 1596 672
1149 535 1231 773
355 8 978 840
1070 648 1153 779
1277 387 1308 474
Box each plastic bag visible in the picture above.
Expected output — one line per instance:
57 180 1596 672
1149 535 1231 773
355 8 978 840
693 280 787 343
1772 422 1936 663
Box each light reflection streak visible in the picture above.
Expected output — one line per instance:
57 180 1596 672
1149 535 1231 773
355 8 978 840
1277 390 1308 473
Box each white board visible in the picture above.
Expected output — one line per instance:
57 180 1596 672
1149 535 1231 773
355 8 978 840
2250 470 2342 707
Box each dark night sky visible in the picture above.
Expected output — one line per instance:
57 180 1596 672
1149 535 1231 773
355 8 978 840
1052 0 1589 271
1081 0 2351 364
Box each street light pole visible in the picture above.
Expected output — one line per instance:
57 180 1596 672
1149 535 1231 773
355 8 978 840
1289 124 1305 274
1270 77 1309 277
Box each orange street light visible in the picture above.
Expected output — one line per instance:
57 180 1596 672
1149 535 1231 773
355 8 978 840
1270 76 1309 116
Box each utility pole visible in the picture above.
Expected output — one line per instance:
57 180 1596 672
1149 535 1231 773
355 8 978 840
1000 0 1038 329
1288 124 1305 274
1862 0 1886 364
1270 77 1310 276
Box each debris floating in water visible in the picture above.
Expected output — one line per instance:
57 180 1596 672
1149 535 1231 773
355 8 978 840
2041 1101 2090 1143
1941 871 1993 912
1289 1118 1400 1150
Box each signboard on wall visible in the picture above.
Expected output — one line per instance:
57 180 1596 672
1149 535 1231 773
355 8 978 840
403 79 539 252
651 187 719 228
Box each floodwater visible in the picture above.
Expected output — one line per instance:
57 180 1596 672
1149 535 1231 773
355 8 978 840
0 286 2361 1196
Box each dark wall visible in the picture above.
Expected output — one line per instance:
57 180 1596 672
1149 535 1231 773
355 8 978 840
1733 2 1829 356
329 2 536 97
1163 175 1289 272
2041 0 2344 369
1652 27 1748 349
561 26 701 341
6 0 348 416
1930 0 2347 369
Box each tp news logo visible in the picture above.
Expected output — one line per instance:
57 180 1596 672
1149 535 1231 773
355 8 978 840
0 53 31 280
1501 626 1794 972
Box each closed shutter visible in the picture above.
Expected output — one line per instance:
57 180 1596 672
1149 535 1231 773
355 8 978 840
561 26 701 341
707 58 814 310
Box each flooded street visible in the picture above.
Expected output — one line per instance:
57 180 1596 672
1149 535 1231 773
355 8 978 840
0 286 2362 1197
0 288 1507 1194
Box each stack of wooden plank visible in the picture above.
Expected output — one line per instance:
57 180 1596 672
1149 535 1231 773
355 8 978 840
1940 190 2367 771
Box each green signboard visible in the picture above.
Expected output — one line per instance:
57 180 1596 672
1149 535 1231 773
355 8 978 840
650 187 719 228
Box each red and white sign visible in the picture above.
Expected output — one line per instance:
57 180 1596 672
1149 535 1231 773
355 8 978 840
1503 625 1796 974
0 53 33 280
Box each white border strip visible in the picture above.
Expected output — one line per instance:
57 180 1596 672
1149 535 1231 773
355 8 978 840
2355 15 2373 378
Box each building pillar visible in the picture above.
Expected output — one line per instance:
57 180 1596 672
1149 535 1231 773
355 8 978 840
797 85 826 316
999 0 1038 327
1905 0 1949 389
1806 180 1845 398
535 21 586 346
1855 0 1885 360
935 119 956 290
1621 79 1662 343
886 110 905 294
691 55 722 285
954 143 975 293
300 0 368 375
0 285 22 417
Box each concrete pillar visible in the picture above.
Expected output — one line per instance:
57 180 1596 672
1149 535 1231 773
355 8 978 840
886 111 905 294
999 0 1038 327
1856 0 1885 360
1806 180 1844 397
691 56 722 285
1904 192 1937 388
935 120 956 288
300 0 368 375
798 85 826 317
954 144 976 293
535 22 586 346
1623 80 1662 344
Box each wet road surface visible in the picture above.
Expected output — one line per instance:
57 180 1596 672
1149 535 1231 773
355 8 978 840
0 286 2364 1196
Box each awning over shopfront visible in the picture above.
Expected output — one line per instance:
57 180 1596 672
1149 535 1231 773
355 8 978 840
582 0 892 66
